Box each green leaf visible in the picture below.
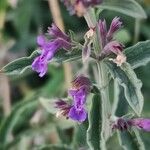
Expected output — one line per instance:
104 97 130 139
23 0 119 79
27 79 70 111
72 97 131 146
118 128 145 150
99 0 147 19
1 48 81 76
1 50 40 75
112 80 128 117
0 94 39 147
38 144 72 150
56 126 72 145
72 122 88 149
125 40 150 69
105 61 144 116
87 94 101 150
53 48 81 63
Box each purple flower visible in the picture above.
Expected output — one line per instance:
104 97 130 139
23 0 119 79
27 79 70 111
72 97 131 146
55 75 91 122
68 87 87 122
61 0 103 16
32 24 71 77
69 106 87 122
71 75 91 92
111 117 132 131
131 118 150 132
76 0 103 7
68 75 91 122
99 19 107 48
48 23 71 42
107 17 122 41
98 17 122 49
55 100 72 118
103 41 124 55
111 117 150 132
98 17 126 66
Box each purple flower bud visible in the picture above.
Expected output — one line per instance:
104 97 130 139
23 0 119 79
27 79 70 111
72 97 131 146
77 0 103 7
103 41 124 55
71 75 91 92
61 0 103 16
107 17 122 41
98 19 107 48
98 17 126 64
131 118 150 132
111 117 133 131
111 117 150 132
32 24 71 77
48 23 70 42
112 118 132 131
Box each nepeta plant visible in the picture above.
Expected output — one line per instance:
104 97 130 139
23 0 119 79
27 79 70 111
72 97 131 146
2 0 150 149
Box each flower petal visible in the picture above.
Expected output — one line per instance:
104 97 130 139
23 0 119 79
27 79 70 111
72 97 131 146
107 17 122 41
131 118 150 131
37 35 46 46
68 106 87 122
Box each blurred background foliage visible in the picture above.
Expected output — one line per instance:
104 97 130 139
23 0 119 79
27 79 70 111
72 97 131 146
0 0 150 149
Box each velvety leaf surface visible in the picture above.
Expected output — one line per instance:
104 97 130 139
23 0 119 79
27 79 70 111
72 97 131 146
87 94 101 150
105 61 144 116
99 0 147 18
125 40 150 69
1 49 81 76
118 129 145 150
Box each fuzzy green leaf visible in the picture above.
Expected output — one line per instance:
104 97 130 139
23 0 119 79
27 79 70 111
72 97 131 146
0 95 39 148
87 94 101 150
112 81 128 117
99 0 147 18
1 48 81 76
118 128 145 150
125 40 150 69
53 48 81 63
105 61 144 116
72 122 88 149
1 50 40 75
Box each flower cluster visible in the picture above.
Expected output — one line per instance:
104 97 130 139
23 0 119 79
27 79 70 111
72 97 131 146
62 0 103 16
112 117 150 132
55 75 91 122
32 24 71 77
99 17 126 66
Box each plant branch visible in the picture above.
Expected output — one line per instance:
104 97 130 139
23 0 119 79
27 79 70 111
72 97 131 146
84 8 111 150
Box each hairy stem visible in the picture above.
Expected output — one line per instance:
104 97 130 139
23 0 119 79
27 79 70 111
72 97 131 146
84 8 102 54
84 8 111 150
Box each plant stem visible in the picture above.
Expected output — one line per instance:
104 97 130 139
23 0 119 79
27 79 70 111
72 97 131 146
97 61 111 142
84 9 111 150
84 8 102 54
